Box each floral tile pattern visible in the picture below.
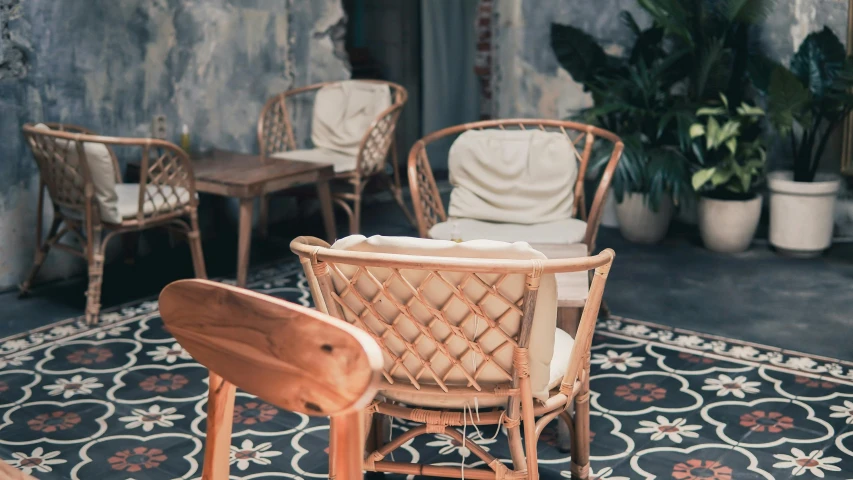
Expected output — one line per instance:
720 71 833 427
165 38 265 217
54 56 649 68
1 261 852 479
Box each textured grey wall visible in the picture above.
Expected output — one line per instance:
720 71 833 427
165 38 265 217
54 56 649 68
0 0 349 290
491 0 850 119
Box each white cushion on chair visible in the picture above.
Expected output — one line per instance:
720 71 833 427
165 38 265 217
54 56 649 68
311 81 392 156
270 148 356 174
329 235 558 403
33 123 121 223
429 217 587 245
114 184 194 220
448 129 578 225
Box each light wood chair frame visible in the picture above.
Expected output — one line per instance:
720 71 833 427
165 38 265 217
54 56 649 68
257 80 416 235
291 236 614 480
159 279 384 480
20 123 207 324
408 119 624 253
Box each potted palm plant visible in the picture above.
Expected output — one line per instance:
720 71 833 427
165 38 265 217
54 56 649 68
752 27 853 256
551 0 773 243
689 95 767 252
552 13 692 243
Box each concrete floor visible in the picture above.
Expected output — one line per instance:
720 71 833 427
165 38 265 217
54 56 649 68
2 188 852 361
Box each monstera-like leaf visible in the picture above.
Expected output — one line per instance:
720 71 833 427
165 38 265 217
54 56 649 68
790 26 847 98
766 66 812 136
550 23 612 89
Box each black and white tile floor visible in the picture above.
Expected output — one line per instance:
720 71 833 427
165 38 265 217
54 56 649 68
1 261 851 479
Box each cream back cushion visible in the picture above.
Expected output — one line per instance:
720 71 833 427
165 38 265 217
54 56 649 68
329 235 558 400
311 81 392 156
33 124 121 223
448 129 578 225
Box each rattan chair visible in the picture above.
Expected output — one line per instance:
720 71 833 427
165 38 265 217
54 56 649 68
408 119 623 253
257 80 415 235
291 235 614 480
20 123 206 324
159 279 383 480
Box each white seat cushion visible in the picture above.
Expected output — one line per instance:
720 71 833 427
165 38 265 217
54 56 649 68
270 148 357 174
33 124 121 223
329 235 558 402
429 217 587 245
448 129 578 225
114 184 194 219
311 80 392 156
382 328 574 408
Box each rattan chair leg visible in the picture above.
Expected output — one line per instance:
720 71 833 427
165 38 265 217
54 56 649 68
19 217 62 297
332 196 358 236
570 389 591 479
351 194 362 236
506 423 526 472
383 173 417 227
522 398 540 480
84 228 105 326
188 213 207 279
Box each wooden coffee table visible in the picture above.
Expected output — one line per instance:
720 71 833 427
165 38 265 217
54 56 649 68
192 149 337 287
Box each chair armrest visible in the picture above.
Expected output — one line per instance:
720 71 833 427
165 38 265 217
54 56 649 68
407 142 447 237
583 142 624 252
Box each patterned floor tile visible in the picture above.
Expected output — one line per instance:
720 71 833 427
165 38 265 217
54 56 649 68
1 261 852 479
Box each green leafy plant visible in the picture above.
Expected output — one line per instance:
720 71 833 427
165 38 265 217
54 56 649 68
552 13 692 211
751 27 853 182
551 0 773 211
689 94 767 199
636 0 775 103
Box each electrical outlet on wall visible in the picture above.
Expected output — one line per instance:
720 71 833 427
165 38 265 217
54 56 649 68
151 115 167 139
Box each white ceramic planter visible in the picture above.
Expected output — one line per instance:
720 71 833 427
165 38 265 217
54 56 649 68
768 171 840 257
615 192 673 244
600 190 620 228
698 196 762 253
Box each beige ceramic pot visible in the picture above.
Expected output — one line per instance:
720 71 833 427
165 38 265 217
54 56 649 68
768 171 839 257
698 196 762 253
615 192 673 244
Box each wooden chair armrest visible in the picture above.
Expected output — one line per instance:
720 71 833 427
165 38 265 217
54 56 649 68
407 142 447 237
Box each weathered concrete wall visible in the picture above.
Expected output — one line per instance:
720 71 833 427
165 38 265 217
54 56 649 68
491 0 849 120
0 0 349 290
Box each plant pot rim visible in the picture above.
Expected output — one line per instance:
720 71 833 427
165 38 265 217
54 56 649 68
699 193 761 202
768 171 840 196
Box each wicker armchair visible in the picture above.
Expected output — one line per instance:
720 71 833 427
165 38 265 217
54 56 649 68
291 235 614 480
257 80 415 235
20 123 206 324
408 119 623 253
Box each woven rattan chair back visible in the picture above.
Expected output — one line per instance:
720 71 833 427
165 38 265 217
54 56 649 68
19 124 206 325
256 80 415 235
291 236 615 480
408 119 624 252
22 124 199 225
159 279 383 480
258 80 408 178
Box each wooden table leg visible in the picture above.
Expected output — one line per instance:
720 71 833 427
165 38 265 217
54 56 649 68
237 197 254 288
558 307 582 338
316 179 337 243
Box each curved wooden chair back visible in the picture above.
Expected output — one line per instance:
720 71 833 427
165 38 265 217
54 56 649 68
159 279 384 480
257 80 408 178
407 119 624 252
